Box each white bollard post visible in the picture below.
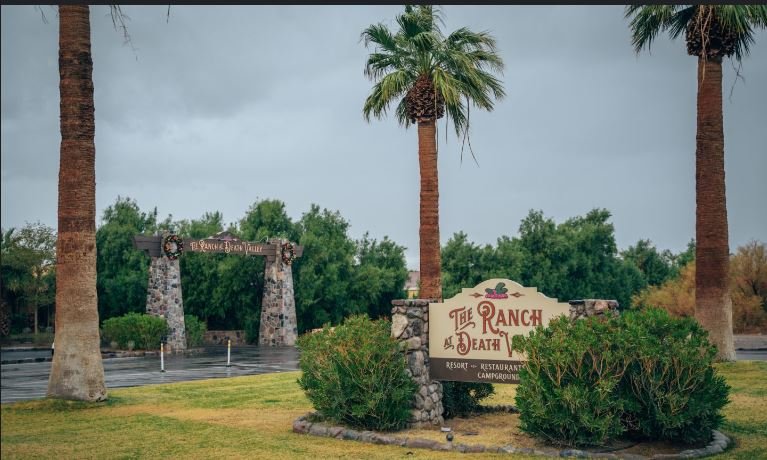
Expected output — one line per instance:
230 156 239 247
226 339 231 367
160 342 165 373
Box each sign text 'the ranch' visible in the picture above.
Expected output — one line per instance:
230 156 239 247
429 279 569 384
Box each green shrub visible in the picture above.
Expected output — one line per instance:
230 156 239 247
512 315 630 446
184 314 207 348
296 315 416 431
244 312 260 344
102 313 168 350
620 309 730 444
441 381 495 418
512 309 730 447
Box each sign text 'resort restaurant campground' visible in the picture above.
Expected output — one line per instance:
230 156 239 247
429 279 569 384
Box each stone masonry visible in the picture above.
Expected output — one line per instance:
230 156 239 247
259 238 298 346
146 253 186 351
391 299 444 428
568 299 620 320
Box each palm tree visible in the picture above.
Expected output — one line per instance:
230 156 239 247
626 5 767 361
47 5 107 401
362 5 505 300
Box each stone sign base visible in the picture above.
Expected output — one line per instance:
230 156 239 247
391 299 444 427
569 299 619 320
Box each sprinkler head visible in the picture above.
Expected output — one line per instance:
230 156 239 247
446 432 454 442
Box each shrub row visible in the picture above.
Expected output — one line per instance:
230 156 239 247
512 308 730 447
102 313 168 350
184 314 206 348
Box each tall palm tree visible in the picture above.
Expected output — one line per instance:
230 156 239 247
626 5 767 361
47 5 107 401
362 5 505 300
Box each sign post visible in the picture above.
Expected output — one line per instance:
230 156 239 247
429 279 570 384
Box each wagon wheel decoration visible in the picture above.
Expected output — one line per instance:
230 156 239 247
163 234 184 260
281 242 296 265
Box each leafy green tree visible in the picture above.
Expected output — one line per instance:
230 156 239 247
294 205 356 331
176 211 227 326
350 233 408 319
175 211 225 239
239 199 299 243
441 232 498 299
516 210 568 299
621 239 674 287
672 239 696 276
520 209 645 308
0 223 57 333
96 197 157 320
626 5 767 360
730 241 767 313
362 5 505 300
441 210 645 308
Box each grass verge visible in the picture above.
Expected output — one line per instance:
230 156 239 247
1 362 765 459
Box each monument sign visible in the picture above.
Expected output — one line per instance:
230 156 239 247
429 279 569 384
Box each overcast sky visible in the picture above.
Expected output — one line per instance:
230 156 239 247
2 5 765 269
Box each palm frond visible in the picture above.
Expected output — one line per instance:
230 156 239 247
361 23 397 52
625 5 686 53
362 4 505 152
627 4 767 62
364 52 402 81
716 5 767 60
395 98 411 128
362 70 414 122
444 96 467 138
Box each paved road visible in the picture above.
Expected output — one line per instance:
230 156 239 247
2 344 764 405
1 346 299 404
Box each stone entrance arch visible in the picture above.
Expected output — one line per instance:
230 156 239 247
133 232 303 350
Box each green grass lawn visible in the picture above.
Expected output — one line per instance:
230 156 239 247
2 362 765 459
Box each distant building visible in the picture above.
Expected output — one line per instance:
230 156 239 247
405 271 420 299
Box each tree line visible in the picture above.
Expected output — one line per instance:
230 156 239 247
11 196 766 339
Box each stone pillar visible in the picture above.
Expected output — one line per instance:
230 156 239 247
568 299 620 320
146 254 186 351
259 238 298 346
391 299 444 428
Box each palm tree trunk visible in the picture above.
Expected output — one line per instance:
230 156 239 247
417 120 442 300
47 5 107 401
694 58 735 362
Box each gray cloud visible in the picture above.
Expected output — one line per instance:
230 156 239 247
2 5 765 269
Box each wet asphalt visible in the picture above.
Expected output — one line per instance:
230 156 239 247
2 345 764 404
0 346 299 404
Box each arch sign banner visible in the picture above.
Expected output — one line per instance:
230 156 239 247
429 279 569 384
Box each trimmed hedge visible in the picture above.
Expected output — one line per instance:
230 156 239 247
102 313 168 350
296 315 416 431
512 308 730 447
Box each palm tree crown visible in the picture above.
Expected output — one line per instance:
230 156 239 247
626 5 767 61
362 5 505 141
